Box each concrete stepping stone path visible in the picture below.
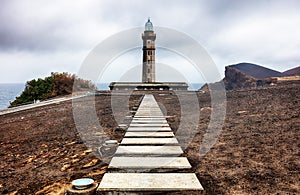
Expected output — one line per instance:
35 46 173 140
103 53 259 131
97 94 203 193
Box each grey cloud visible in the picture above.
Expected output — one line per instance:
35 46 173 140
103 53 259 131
0 0 99 52
0 0 299 83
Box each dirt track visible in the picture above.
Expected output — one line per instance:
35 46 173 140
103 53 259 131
0 84 299 194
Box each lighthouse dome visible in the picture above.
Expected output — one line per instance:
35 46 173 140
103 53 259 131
145 18 153 31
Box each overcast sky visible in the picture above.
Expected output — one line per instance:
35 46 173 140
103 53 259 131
0 0 299 84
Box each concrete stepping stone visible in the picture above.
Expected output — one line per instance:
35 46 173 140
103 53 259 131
135 113 162 115
124 132 174 138
136 109 161 111
97 173 203 191
108 157 191 169
121 138 178 145
131 119 167 122
137 110 161 112
127 126 172 132
136 110 163 112
131 121 168 125
131 118 166 121
137 109 161 111
137 108 161 110
136 109 162 115
133 116 166 118
129 123 169 127
115 145 183 155
136 107 161 109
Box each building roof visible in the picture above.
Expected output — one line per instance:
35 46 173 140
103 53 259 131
109 82 188 90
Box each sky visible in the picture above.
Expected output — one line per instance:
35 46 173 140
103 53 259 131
0 0 300 84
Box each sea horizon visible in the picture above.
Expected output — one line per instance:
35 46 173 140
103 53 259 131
0 82 204 110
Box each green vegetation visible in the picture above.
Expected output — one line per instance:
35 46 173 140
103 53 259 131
10 72 96 107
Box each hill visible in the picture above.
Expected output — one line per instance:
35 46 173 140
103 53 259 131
229 63 282 79
283 66 300 76
217 63 300 90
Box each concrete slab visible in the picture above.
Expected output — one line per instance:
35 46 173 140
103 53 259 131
134 116 165 119
137 109 161 111
129 123 169 127
127 126 172 132
136 109 161 111
124 132 174 138
131 120 168 124
134 115 166 119
108 157 191 169
135 114 164 117
132 118 167 123
138 107 160 108
135 115 164 117
135 106 161 109
141 110 162 112
135 111 163 113
134 118 165 120
121 138 178 145
97 173 203 191
136 110 162 112
136 107 160 109
115 145 183 155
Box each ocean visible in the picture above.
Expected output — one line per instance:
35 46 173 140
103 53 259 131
188 83 204 90
0 83 25 110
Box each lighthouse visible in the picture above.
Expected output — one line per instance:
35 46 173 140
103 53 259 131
142 18 156 83
109 18 188 91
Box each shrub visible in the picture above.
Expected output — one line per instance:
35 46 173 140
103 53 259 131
9 72 96 107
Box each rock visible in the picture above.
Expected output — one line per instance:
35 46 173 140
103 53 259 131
237 110 248 114
41 144 48 148
200 107 212 111
27 157 34 163
61 164 71 171
82 159 98 169
81 149 92 156
87 168 107 177
66 141 76 146
72 159 80 163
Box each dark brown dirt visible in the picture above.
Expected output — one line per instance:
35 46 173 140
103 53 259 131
154 83 300 194
0 93 142 194
0 84 299 194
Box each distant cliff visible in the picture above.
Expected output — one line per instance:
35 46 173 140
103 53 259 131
201 63 300 91
223 64 275 90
